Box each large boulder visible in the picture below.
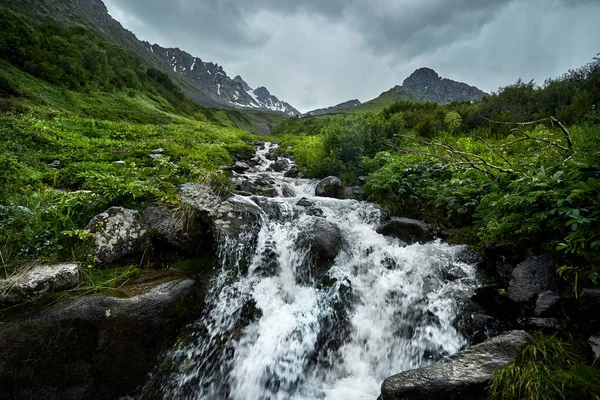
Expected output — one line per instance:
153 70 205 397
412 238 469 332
0 263 79 306
86 207 150 266
380 330 534 400
0 271 206 400
377 218 433 245
507 255 560 304
284 166 300 178
270 158 290 172
298 218 343 263
534 291 561 317
315 176 343 198
143 205 210 253
178 183 263 239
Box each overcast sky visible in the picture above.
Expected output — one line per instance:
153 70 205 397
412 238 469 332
104 0 600 113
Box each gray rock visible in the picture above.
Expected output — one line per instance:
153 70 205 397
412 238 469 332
357 176 368 185
271 158 290 172
306 207 324 217
377 217 433 244
0 263 79 306
315 176 343 198
507 255 559 303
380 330 534 400
284 166 300 178
143 205 209 251
179 183 263 239
518 317 562 332
47 160 62 169
265 148 279 161
151 148 165 154
0 271 204 400
534 291 561 317
232 161 250 173
281 183 296 198
86 207 150 266
149 153 164 160
112 160 126 165
297 197 315 207
298 218 343 262
589 336 600 359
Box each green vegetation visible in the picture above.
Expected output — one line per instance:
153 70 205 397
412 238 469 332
489 334 600 400
271 55 600 288
0 7 258 291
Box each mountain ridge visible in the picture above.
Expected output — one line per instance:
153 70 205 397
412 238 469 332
0 0 300 115
304 99 362 117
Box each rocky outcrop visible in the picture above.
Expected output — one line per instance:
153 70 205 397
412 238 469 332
303 99 362 117
315 176 343 199
0 263 79 306
534 291 561 317
270 158 290 172
179 183 263 239
380 330 534 400
143 205 210 253
507 255 559 303
377 218 433 244
0 271 206 400
86 207 150 266
298 218 343 263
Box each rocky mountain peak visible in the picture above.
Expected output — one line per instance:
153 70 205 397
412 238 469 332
404 67 440 85
233 75 251 92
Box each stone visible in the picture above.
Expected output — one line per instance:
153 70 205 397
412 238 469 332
232 161 250 173
518 317 562 332
357 176 368 185
380 330 534 400
306 207 324 217
86 207 150 266
149 153 163 160
151 148 165 154
298 218 343 263
112 160 126 165
377 217 433 244
297 197 315 207
0 271 205 400
0 263 79 306
534 291 561 317
281 183 296 198
589 336 600 359
47 160 62 169
143 205 210 252
179 183 263 239
270 158 290 172
284 166 300 178
315 176 343 198
507 255 560 303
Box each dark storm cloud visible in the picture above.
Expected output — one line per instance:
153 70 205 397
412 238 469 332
104 0 600 112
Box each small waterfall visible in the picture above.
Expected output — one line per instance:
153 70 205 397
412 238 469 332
144 143 478 400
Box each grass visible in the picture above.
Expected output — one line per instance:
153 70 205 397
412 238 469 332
489 333 600 400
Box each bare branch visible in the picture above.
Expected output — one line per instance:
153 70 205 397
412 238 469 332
476 136 513 167
550 116 573 151
510 128 570 152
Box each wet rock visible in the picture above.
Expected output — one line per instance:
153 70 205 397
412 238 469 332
251 197 299 222
0 263 79 306
306 207 324 217
265 149 279 161
270 158 290 172
86 207 150 266
357 176 368 185
149 153 163 160
534 291 561 317
143 205 210 252
315 176 343 198
470 285 512 318
589 336 600 359
344 186 362 199
380 330 534 400
179 183 263 239
377 217 433 244
235 190 253 197
232 161 250 173
151 148 164 154
298 218 343 263
518 317 562 332
284 166 300 178
281 183 296 198
253 141 265 146
247 158 260 167
0 271 205 400
458 313 506 345
47 160 62 169
297 197 315 207
507 255 559 303
235 180 278 198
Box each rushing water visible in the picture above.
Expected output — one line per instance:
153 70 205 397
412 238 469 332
144 143 478 400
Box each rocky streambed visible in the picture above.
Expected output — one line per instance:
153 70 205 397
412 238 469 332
1 142 598 400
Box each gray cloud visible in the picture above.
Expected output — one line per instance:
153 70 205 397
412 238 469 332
104 0 600 112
